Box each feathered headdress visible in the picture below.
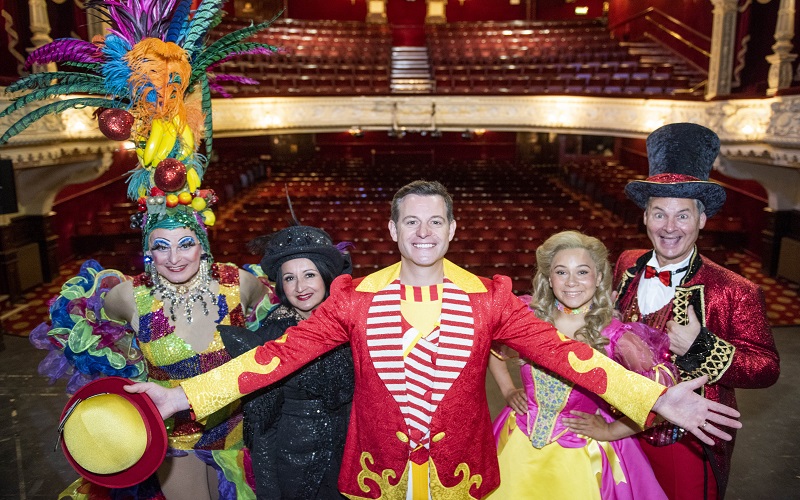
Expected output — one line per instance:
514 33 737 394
0 0 277 239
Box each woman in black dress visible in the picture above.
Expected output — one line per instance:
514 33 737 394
221 225 355 499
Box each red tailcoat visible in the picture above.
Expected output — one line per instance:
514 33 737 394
184 261 667 499
614 248 780 496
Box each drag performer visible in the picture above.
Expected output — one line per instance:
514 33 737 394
614 123 780 499
488 231 673 499
220 225 355 499
128 180 742 500
14 0 280 497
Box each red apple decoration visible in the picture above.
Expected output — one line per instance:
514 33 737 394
153 159 187 192
97 108 134 141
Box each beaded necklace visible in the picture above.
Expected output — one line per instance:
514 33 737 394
150 257 216 323
555 299 592 315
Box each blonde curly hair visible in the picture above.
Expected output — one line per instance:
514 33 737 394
530 230 613 352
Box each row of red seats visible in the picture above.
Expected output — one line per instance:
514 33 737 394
433 74 691 96
434 61 677 78
219 74 391 96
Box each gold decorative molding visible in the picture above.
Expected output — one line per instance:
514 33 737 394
3 92 800 211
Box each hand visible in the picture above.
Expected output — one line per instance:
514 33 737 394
503 387 527 414
563 410 614 441
124 382 190 420
652 375 741 446
666 305 701 355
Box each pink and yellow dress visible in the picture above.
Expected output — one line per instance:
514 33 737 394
490 319 674 500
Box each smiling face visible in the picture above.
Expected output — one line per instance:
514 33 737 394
644 197 706 267
147 227 203 285
549 247 601 311
388 194 456 277
279 258 326 319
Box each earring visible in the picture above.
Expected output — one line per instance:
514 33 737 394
143 255 155 287
147 255 160 287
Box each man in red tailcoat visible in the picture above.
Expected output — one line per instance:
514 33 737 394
614 123 780 500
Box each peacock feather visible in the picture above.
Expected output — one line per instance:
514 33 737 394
0 97 126 144
0 82 110 119
6 72 105 93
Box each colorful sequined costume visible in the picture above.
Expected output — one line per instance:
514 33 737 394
489 319 672 500
220 304 354 499
615 248 780 499
131 262 253 498
180 260 669 500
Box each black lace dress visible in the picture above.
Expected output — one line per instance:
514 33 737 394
220 305 355 499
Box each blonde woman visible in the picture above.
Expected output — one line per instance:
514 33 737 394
489 231 676 499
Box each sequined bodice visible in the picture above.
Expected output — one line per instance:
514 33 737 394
131 264 248 451
521 340 615 449
132 263 246 384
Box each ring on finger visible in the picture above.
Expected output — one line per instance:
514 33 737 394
701 421 707 429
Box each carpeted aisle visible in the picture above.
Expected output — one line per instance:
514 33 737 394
2 251 799 338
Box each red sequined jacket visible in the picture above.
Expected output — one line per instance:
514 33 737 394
614 248 780 495
182 261 668 500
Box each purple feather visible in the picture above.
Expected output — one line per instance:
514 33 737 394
336 241 356 253
212 74 259 86
25 39 103 70
104 0 181 43
208 82 233 98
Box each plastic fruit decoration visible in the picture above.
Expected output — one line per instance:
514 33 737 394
153 159 186 193
97 108 134 141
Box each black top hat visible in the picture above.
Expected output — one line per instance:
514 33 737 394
260 225 351 282
625 123 727 217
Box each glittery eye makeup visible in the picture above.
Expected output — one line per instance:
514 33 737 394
178 236 197 249
151 238 171 252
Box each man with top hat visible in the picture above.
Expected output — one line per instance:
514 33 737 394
129 180 743 500
613 123 780 499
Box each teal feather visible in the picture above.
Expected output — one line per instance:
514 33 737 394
59 61 103 72
204 14 278 54
194 41 276 73
199 75 213 158
125 167 153 200
6 72 104 93
183 0 225 58
0 82 110 119
184 152 207 181
0 97 124 144
194 16 278 67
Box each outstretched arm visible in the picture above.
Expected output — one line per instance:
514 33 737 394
490 276 740 444
652 375 740 445
127 274 355 420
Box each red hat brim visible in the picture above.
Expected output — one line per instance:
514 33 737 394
59 376 168 488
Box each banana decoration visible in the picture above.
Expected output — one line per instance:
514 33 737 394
142 118 164 166
152 120 178 166
177 119 195 161
186 167 201 192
